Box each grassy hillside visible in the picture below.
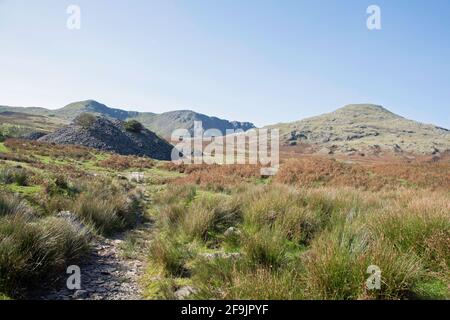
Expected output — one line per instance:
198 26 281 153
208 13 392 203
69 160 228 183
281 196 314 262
267 104 450 155
0 112 68 138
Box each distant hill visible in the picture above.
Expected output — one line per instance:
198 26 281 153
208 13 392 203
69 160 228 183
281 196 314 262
0 100 255 138
0 111 68 138
130 109 255 138
38 115 174 160
267 104 450 155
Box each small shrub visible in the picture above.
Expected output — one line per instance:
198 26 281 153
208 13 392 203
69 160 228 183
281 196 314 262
74 113 97 128
124 120 144 133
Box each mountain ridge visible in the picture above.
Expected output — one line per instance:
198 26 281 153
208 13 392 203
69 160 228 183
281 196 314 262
2 101 449 156
0 100 255 138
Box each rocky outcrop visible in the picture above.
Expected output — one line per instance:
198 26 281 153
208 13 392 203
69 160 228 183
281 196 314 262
38 116 174 160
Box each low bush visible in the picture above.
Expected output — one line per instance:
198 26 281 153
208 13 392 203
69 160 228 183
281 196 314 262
124 120 144 133
74 113 97 128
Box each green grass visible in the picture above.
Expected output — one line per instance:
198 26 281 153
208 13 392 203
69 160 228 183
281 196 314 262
2 185 42 196
0 293 12 300
413 279 449 299
0 143 8 153
146 184 450 300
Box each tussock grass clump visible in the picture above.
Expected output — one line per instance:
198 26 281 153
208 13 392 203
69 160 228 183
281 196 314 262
0 193 33 217
150 235 191 277
70 178 141 235
242 227 288 269
0 194 89 296
181 193 240 242
40 216 90 259
192 257 305 300
158 203 186 230
302 226 423 300
367 190 450 272
239 185 334 245
0 166 31 186
73 191 137 235
153 184 197 205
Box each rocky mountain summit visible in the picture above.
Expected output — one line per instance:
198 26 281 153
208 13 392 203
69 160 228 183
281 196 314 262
270 104 450 155
38 115 174 160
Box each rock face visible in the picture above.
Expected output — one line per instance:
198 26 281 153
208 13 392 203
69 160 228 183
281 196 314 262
38 116 174 160
269 104 450 155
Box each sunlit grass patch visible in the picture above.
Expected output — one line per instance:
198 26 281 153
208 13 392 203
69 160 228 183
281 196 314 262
0 143 9 153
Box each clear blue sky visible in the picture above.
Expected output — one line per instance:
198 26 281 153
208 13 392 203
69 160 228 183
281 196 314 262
1 0 449 128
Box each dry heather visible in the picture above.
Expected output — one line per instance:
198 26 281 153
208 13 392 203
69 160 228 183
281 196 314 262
98 154 154 170
4 139 94 160
275 157 450 191
162 162 262 190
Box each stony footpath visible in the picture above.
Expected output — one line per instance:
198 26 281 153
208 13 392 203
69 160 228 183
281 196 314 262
31 222 151 300
30 187 154 301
